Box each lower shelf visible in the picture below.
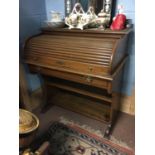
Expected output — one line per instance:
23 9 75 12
47 87 112 123
45 77 112 103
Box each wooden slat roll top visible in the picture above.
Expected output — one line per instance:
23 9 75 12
23 28 131 129
24 28 130 77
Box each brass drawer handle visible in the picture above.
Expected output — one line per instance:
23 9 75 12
32 57 38 61
86 76 93 83
56 60 64 65
88 67 93 72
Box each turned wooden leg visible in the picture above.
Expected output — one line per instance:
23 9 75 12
104 124 112 139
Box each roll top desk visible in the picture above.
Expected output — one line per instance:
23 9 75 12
23 28 131 137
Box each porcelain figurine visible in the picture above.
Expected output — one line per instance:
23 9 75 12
65 3 90 30
96 9 110 29
86 6 98 27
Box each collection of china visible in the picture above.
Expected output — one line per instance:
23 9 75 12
65 1 112 30
45 0 113 30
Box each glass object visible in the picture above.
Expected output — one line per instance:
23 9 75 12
95 0 113 29
50 11 63 22
65 0 72 16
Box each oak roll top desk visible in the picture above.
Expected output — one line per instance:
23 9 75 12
23 28 131 137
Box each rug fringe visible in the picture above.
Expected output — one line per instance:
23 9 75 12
59 116 131 150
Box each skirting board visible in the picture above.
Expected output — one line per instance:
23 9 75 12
120 88 135 115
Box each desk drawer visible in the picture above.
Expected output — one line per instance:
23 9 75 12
29 65 110 90
24 55 110 77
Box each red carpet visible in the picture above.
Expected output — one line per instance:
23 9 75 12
47 122 134 155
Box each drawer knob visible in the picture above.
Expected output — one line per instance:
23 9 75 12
56 60 64 65
32 57 38 61
86 76 93 83
88 67 93 72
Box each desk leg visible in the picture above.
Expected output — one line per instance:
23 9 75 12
41 80 54 113
104 124 112 139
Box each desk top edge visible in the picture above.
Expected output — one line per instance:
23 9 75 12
41 27 132 35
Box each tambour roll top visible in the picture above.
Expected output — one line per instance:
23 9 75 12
24 28 131 78
23 28 131 132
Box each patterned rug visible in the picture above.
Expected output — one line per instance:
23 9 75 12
46 122 134 155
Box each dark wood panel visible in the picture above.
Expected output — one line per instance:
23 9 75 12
111 34 129 72
27 45 112 57
41 28 132 38
51 90 111 123
25 34 116 68
30 34 116 48
25 49 111 66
